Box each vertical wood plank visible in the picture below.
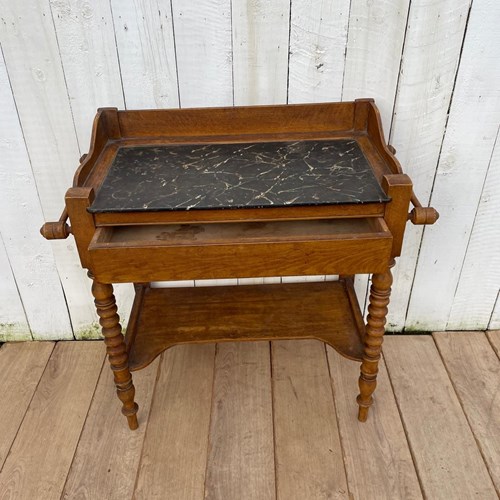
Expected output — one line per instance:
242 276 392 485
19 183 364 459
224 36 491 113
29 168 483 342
406 0 500 331
195 278 238 287
172 0 232 107
433 331 500 494
447 129 500 329
232 0 290 105
288 0 350 104
326 346 423 499
0 48 73 339
342 0 410 132
49 0 124 148
383 336 497 499
0 341 104 499
237 277 281 285
0 0 97 333
272 340 349 499
489 304 500 331
353 273 369 318
134 345 215 499
282 275 325 283
204 342 275 500
62 356 160 500
0 235 30 341
387 0 471 331
110 0 179 109
0 342 54 471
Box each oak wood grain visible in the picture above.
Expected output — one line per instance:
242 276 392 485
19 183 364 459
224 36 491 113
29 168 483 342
61 356 160 499
0 342 54 471
326 346 422 499
272 340 349 499
0 341 104 499
94 201 385 226
204 342 275 500
126 281 365 371
116 103 356 138
133 345 215 499
383 336 497 499
433 331 500 494
89 237 392 283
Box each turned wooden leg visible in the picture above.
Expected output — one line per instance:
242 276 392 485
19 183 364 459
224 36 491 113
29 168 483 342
91 277 139 430
357 260 394 422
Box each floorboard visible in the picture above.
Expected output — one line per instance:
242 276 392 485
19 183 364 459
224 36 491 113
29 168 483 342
0 342 54 471
433 331 500 495
61 357 160 500
326 346 423 499
486 330 500 358
133 344 215 500
0 334 498 499
204 342 275 500
272 340 349 499
383 335 497 499
0 341 103 500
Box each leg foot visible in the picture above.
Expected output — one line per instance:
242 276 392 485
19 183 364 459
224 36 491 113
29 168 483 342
357 260 394 422
126 414 139 431
91 278 139 430
357 405 369 422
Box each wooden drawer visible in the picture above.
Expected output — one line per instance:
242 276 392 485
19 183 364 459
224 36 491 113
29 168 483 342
88 218 392 283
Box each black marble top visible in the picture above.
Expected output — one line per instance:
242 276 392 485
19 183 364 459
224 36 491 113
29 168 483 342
89 140 390 213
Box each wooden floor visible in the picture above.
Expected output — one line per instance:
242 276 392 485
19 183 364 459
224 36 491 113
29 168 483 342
0 333 499 500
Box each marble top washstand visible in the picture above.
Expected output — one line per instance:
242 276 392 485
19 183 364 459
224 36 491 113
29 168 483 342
89 139 390 213
41 102 440 430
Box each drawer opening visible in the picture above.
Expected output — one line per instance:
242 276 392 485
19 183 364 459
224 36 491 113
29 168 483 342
92 218 390 248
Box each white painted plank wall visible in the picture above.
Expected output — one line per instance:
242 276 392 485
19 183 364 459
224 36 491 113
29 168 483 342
387 0 471 330
0 0 499 339
489 294 500 331
288 0 350 104
110 0 179 110
447 126 500 329
50 0 125 148
0 235 30 341
342 0 410 132
173 0 233 108
232 0 290 105
0 0 96 338
405 0 500 331
50 0 135 337
0 47 72 340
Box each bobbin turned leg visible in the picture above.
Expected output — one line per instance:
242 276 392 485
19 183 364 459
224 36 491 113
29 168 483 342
357 260 394 422
90 277 139 430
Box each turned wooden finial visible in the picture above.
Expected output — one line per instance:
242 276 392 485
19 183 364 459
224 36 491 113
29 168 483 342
40 208 72 240
40 221 71 239
408 206 440 225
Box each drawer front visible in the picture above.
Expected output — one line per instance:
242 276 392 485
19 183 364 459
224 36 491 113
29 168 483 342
88 219 392 283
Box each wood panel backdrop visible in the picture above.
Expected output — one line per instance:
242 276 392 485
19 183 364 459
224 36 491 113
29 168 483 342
0 0 499 340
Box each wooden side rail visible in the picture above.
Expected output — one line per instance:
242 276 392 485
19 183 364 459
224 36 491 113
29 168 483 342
40 209 72 240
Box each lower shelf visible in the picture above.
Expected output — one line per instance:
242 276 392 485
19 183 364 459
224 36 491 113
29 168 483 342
125 279 366 371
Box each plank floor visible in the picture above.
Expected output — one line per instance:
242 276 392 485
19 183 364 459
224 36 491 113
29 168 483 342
0 333 499 499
